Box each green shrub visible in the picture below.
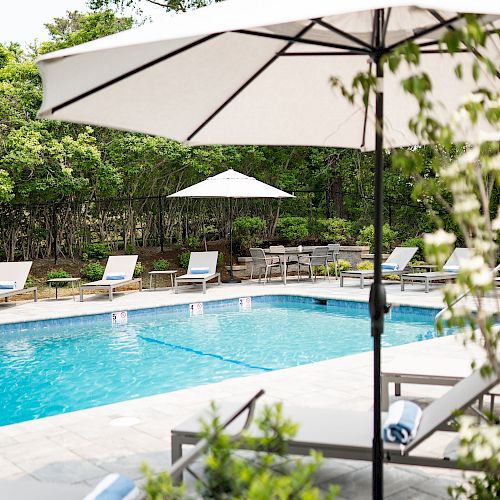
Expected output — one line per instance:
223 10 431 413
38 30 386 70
233 216 266 248
80 262 105 281
318 217 352 244
357 260 374 270
336 259 352 272
152 259 170 271
276 216 309 243
217 252 224 266
47 268 72 287
356 224 397 253
82 243 109 260
402 237 425 261
125 243 136 255
25 275 35 288
186 236 200 250
133 262 143 278
179 251 190 269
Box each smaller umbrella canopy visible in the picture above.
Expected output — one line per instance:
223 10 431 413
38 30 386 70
168 169 294 280
168 169 294 199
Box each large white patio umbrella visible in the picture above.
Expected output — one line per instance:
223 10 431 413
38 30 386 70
167 168 294 282
36 1 499 497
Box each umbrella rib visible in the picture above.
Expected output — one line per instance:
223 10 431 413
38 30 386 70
186 22 317 141
50 33 221 114
281 51 369 56
428 10 500 79
385 14 460 52
312 18 374 50
359 12 381 150
235 29 370 54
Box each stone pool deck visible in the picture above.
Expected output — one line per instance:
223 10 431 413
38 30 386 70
0 278 482 498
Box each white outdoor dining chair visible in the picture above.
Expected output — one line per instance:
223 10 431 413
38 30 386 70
298 246 330 281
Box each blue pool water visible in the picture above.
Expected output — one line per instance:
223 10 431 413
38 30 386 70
0 296 439 426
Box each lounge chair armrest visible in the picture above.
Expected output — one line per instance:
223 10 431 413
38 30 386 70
170 389 265 480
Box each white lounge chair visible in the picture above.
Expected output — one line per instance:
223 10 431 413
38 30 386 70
381 335 500 412
0 261 37 303
340 247 417 289
401 248 471 293
79 255 142 301
170 370 498 479
175 251 221 294
85 370 497 498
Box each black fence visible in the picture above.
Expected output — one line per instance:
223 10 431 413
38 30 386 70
0 194 299 263
0 189 428 263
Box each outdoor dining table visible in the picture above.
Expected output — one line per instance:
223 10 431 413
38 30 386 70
264 248 314 285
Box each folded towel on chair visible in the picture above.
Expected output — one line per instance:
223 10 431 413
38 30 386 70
381 263 399 271
84 473 141 500
0 281 16 289
383 400 422 445
105 273 127 280
191 267 209 274
443 265 460 273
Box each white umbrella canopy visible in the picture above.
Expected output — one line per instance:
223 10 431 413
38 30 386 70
168 169 294 199
168 169 293 282
36 1 499 497
37 0 499 149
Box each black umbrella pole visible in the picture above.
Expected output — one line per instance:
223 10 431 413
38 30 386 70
370 42 386 500
225 198 240 284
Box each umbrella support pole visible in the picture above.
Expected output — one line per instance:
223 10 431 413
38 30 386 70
371 12 388 500
224 197 241 284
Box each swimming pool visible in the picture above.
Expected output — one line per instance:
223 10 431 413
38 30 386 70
0 296 440 426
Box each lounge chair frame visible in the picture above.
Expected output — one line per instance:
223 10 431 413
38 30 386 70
340 247 417 289
0 261 37 303
175 251 221 294
0 287 37 303
79 255 142 301
400 248 471 293
401 272 457 293
79 279 142 301
170 371 498 479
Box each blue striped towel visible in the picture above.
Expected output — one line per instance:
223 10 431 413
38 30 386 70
383 400 422 445
84 473 141 500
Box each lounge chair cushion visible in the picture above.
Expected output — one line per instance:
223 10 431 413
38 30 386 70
105 272 127 280
443 265 460 273
191 267 210 274
383 400 422 445
0 281 16 289
381 263 399 271
83 473 141 500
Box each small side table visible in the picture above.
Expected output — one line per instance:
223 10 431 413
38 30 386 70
149 270 178 290
47 277 81 301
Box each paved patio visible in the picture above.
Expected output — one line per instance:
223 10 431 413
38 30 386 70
0 278 480 498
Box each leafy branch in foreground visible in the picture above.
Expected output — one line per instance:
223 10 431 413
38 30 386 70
331 13 499 498
143 402 340 499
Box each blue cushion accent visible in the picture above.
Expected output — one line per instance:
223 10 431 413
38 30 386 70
443 265 460 273
93 474 137 499
191 267 209 275
381 263 399 271
106 273 126 280
0 281 16 289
